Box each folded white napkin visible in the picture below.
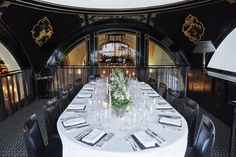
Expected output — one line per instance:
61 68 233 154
159 117 182 127
139 82 146 85
80 90 93 94
77 94 92 98
71 99 86 104
82 128 105 144
158 99 167 104
133 131 156 148
156 104 172 110
148 93 160 97
140 86 152 90
67 105 86 110
62 117 86 127
83 87 94 91
89 82 96 85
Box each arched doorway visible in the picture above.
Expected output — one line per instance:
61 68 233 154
45 19 188 94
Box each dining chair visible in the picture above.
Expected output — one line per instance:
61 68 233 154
185 115 215 157
58 91 70 113
73 78 83 93
165 88 180 105
43 98 62 145
172 97 184 113
181 97 199 146
157 82 167 99
68 84 76 101
147 78 157 89
23 114 62 157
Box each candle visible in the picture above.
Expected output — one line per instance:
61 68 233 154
108 85 112 107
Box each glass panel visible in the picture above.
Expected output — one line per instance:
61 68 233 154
148 39 175 65
97 33 137 66
63 41 88 65
17 73 25 100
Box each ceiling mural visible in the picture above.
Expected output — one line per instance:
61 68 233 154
182 14 205 44
31 17 53 47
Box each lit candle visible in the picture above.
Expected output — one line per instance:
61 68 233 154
108 85 111 107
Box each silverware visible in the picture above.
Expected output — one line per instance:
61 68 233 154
158 115 182 119
60 116 81 121
66 109 87 113
145 130 162 144
147 128 166 143
96 133 115 147
124 135 137 151
65 124 90 131
74 128 92 139
128 134 141 151
158 123 182 132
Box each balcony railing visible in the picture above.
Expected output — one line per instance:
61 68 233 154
46 65 188 97
0 69 34 121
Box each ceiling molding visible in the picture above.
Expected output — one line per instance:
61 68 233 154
87 14 148 25
227 0 236 4
10 0 223 14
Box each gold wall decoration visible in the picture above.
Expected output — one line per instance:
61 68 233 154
182 14 205 44
31 17 53 46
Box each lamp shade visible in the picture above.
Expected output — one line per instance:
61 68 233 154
193 41 216 54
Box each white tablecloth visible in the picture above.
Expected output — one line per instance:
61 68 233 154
57 81 188 157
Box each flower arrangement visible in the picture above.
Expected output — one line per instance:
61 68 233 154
109 69 131 109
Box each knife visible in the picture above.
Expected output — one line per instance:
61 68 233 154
147 128 166 143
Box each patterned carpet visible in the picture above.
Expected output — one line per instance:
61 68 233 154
0 99 231 157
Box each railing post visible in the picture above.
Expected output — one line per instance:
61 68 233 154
0 78 6 121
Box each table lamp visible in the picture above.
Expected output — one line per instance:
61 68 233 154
193 40 216 69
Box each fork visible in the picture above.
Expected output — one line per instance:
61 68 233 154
74 127 92 139
96 132 115 147
124 135 137 151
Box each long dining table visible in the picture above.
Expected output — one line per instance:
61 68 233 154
57 79 188 157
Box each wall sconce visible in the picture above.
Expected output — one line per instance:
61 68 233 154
193 40 216 69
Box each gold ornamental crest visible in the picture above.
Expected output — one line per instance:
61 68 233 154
182 14 205 44
31 17 53 47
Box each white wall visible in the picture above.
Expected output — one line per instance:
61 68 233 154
208 28 236 72
0 42 20 71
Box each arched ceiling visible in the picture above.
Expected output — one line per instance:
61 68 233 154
0 0 236 73
37 0 186 9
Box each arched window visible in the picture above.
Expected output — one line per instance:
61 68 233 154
148 38 175 66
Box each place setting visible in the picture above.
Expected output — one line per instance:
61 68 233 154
124 128 164 151
77 93 92 98
157 116 183 132
66 104 87 112
74 127 115 148
61 117 90 131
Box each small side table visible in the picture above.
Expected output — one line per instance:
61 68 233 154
228 100 236 157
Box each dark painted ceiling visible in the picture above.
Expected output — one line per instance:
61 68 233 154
0 0 236 73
